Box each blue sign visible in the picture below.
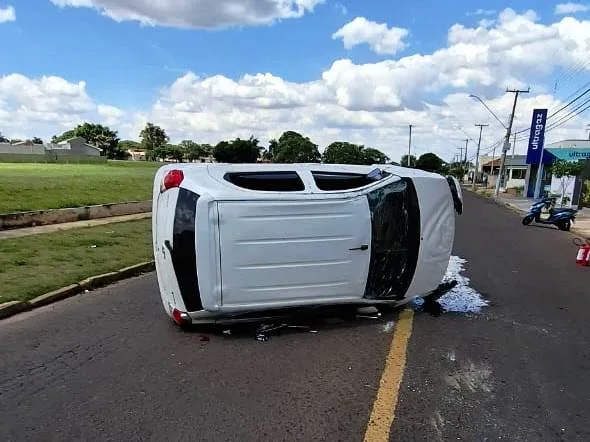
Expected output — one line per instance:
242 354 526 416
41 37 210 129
525 109 548 165
545 148 590 162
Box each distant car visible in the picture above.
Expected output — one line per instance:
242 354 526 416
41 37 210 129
152 163 463 326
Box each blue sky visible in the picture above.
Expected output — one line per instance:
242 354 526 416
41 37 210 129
1 1 590 161
1 0 571 106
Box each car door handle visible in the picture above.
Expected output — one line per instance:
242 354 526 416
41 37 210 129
349 244 369 251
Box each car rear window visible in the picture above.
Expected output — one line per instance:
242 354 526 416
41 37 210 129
311 170 390 191
224 171 305 191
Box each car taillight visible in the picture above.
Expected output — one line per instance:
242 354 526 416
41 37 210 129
162 169 184 192
172 308 191 325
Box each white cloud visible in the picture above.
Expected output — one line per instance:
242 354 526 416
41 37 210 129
49 0 324 28
333 2 347 15
467 9 496 17
0 74 99 139
332 17 409 55
4 8 590 162
0 5 16 23
97 104 125 126
555 3 590 15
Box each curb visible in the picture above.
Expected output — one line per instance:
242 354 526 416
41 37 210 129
0 261 155 320
0 200 151 231
0 301 30 319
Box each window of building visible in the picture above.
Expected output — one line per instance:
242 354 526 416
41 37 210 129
223 171 305 191
511 169 527 179
311 169 390 191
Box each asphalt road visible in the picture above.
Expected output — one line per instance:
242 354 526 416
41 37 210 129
1 191 589 441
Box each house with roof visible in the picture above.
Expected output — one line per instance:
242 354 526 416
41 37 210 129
0 137 104 162
45 137 103 157
481 155 528 190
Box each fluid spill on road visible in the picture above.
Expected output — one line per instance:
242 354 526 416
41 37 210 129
413 255 488 314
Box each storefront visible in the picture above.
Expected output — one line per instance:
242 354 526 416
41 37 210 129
524 140 590 204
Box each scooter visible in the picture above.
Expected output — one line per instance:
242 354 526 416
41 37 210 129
522 197 577 231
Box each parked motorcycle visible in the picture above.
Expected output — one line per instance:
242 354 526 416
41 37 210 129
522 197 577 231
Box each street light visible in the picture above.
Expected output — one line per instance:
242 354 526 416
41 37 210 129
468 94 508 130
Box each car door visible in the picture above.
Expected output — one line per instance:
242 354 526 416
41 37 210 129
216 195 372 308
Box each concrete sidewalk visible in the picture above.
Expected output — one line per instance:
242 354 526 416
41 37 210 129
0 212 151 240
500 195 590 218
468 187 590 238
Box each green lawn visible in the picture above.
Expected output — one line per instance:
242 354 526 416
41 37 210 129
0 219 153 303
0 161 163 213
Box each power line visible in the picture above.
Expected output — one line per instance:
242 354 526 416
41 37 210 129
509 84 590 139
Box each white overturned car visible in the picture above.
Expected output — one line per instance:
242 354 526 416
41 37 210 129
152 163 463 326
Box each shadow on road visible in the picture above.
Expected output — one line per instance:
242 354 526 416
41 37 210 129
176 305 402 342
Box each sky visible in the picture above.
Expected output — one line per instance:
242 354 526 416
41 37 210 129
1 1 590 163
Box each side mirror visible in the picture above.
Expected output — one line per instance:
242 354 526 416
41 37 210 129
446 176 463 215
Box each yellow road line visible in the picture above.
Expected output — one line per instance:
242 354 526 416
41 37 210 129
363 308 415 442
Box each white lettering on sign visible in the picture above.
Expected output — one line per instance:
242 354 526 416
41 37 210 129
531 113 545 150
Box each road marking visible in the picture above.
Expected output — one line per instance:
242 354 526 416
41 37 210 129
363 308 414 442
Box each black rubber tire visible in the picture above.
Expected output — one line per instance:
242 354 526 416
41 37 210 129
522 215 534 226
558 221 571 231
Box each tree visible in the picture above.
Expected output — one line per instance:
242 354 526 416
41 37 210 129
213 136 261 163
322 142 389 165
52 123 122 159
166 144 185 162
549 159 585 206
51 129 76 143
140 123 169 159
400 154 417 167
0 132 8 143
323 142 363 164
415 153 446 173
31 137 43 144
448 162 467 181
360 147 389 165
119 140 142 151
180 140 205 162
270 131 321 163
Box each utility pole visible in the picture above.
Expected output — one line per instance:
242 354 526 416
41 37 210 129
490 143 497 189
512 132 517 158
464 138 469 182
473 124 489 191
494 88 530 197
457 146 464 182
407 124 413 166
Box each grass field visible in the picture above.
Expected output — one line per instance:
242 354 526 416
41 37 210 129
0 219 153 303
0 161 163 213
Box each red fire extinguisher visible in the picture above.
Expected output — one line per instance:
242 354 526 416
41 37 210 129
575 238 590 266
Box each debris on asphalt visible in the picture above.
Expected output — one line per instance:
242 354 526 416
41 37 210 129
248 321 321 341
413 255 488 314
199 334 210 342
89 245 97 248
222 329 232 336
356 312 382 319
256 333 270 342
382 321 395 333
